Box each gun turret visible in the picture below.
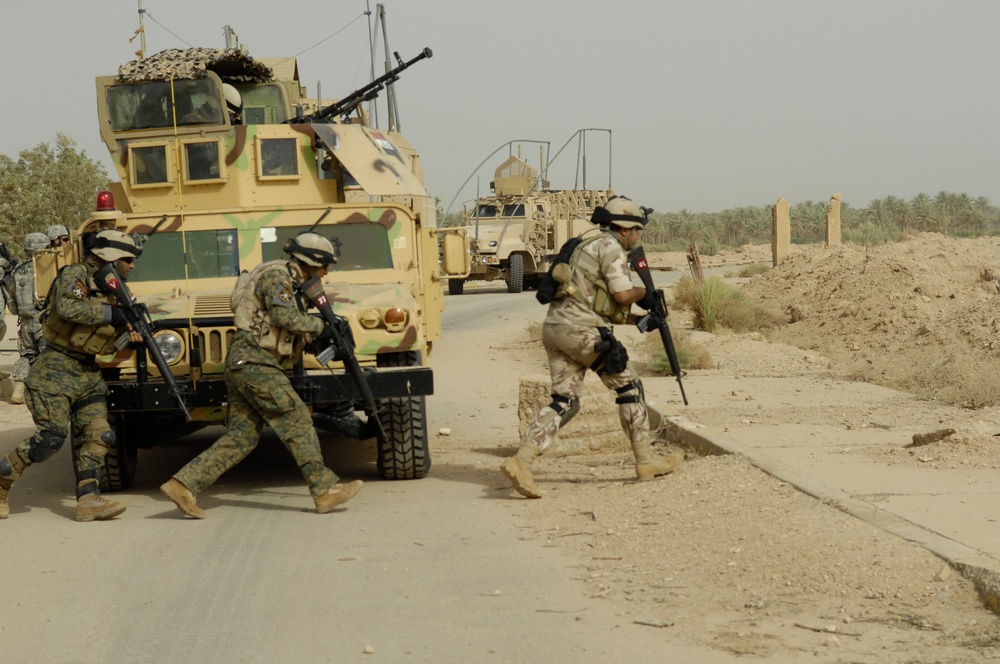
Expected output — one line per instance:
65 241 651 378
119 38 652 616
294 47 432 124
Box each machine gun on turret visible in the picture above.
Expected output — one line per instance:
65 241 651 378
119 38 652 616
294 47 432 124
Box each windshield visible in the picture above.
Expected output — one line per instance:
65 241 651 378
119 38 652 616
128 230 240 282
262 224 394 271
475 204 498 218
502 204 525 217
107 79 225 131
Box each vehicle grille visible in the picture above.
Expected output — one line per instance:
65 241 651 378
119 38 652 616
196 328 235 365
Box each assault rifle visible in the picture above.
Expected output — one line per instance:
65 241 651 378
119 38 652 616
628 246 688 405
300 277 388 444
93 263 192 421
299 47 433 123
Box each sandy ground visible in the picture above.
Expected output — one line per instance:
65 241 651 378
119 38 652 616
433 237 1000 662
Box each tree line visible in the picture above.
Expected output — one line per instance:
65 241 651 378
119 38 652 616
0 133 109 260
439 192 1000 254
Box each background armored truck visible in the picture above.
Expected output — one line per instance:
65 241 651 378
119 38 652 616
37 46 468 490
448 155 612 295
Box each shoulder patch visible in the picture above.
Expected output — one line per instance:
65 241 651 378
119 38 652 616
274 288 294 306
69 279 87 300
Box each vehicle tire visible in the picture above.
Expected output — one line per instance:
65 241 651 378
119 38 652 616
507 254 524 293
70 413 138 493
375 351 430 480
448 278 465 295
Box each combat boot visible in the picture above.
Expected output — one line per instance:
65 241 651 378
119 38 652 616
160 478 206 519
315 480 363 513
9 382 25 405
76 494 126 522
0 452 28 519
500 444 543 498
631 438 685 481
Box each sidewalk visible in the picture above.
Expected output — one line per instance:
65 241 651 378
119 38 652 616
645 368 1000 614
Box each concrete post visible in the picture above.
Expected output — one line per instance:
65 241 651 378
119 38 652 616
772 197 790 267
826 193 842 247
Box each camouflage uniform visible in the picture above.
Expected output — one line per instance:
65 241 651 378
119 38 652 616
0 257 130 520
10 259 46 382
502 227 683 498
528 232 649 452
171 263 342 502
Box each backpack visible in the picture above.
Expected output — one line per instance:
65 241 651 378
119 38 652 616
535 231 602 305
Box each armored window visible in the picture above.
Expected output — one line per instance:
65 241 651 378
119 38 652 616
261 224 393 271
128 230 240 282
257 138 300 179
239 84 287 124
130 144 172 187
183 140 224 182
502 204 525 217
476 205 498 218
107 79 225 131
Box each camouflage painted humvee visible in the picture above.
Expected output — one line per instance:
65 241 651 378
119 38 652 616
37 46 468 490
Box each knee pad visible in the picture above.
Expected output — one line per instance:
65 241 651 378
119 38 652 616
27 430 67 463
78 421 115 458
550 394 580 428
614 379 645 407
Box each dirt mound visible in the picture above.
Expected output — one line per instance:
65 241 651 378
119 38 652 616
739 234 1000 407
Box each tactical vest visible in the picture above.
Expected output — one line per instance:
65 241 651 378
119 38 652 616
231 260 305 360
41 267 118 356
10 262 36 319
557 232 632 325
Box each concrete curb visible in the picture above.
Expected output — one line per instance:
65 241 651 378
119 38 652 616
650 405 1000 615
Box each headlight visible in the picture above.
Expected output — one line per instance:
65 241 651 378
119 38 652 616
383 307 408 332
154 331 184 364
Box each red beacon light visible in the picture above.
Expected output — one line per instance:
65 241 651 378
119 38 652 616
95 190 116 211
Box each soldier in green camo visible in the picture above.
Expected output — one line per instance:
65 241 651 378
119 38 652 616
160 232 363 518
7 233 51 406
0 229 143 521
501 196 684 499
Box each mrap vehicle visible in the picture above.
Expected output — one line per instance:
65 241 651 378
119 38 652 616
36 45 469 490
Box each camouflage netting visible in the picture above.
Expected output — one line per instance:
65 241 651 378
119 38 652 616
117 48 274 83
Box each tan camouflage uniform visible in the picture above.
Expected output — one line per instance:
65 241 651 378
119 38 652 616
528 231 648 452
0 258 129 520
501 228 683 498
170 263 344 505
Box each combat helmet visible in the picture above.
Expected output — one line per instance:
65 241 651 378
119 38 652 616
591 196 649 230
46 225 70 242
24 232 50 253
222 83 243 114
90 229 140 262
283 232 339 267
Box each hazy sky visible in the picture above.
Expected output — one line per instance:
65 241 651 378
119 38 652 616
3 1 999 213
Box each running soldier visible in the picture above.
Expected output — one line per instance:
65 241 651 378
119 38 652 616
160 232 362 518
0 229 143 521
500 196 684 498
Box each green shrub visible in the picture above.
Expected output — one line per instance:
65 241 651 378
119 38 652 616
673 275 781 333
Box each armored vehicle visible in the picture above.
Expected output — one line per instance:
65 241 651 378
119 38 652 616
448 152 613 295
37 45 468 490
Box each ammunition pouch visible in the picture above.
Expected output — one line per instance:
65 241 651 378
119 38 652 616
591 327 629 376
549 393 580 428
43 316 117 356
